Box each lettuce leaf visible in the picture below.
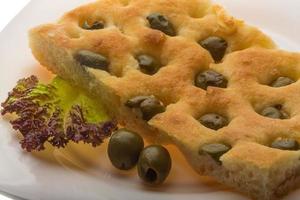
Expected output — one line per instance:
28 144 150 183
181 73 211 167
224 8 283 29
1 76 117 152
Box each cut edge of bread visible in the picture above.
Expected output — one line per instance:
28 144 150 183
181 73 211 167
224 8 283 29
28 25 161 142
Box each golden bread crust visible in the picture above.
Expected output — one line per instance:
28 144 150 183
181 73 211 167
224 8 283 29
28 1 300 200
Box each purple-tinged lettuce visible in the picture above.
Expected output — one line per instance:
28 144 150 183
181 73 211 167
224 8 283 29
1 75 117 152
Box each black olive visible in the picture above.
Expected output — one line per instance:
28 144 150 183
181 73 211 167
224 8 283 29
147 13 176 36
108 129 144 170
199 36 228 62
140 97 166 121
137 54 160 75
198 113 228 130
195 70 228 90
75 50 109 71
137 145 172 185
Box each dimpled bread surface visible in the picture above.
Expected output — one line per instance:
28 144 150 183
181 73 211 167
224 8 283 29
29 0 300 199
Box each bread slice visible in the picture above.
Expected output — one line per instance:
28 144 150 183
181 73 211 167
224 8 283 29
150 48 300 200
28 0 300 199
29 0 275 142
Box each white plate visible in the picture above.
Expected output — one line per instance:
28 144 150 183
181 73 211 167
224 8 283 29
0 1 299 200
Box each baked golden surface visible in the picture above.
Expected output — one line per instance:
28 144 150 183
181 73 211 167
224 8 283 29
28 0 300 199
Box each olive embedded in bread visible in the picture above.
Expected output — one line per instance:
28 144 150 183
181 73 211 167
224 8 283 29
137 54 160 75
199 36 228 62
271 138 299 150
198 113 228 130
200 143 231 163
140 96 165 121
75 50 109 71
82 20 104 30
260 106 285 119
125 96 150 108
147 13 176 36
125 96 165 121
271 77 295 87
195 70 228 90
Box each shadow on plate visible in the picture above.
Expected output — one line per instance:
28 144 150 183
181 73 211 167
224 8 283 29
30 139 232 194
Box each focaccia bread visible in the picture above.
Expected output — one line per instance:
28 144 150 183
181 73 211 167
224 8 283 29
29 0 275 146
151 47 300 200
28 0 300 200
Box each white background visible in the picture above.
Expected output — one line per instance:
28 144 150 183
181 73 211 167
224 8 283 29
0 0 30 32
0 1 299 200
0 1 30 200
0 2 29 198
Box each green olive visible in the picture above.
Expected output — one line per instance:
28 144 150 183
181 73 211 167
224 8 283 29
140 96 166 121
260 106 285 119
137 55 160 75
108 129 144 170
195 70 228 90
82 20 104 30
198 113 228 130
137 145 172 185
199 36 228 62
271 77 295 87
200 143 231 164
147 13 176 36
271 138 299 150
75 50 109 71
